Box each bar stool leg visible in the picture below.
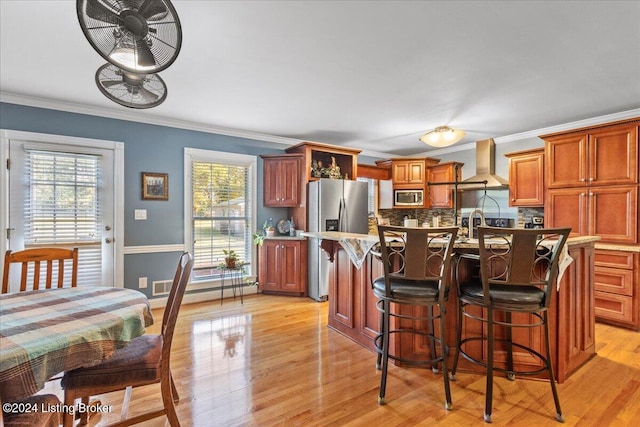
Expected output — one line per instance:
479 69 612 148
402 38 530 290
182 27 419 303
485 307 494 423
378 300 391 405
544 311 564 422
438 304 452 410
505 311 515 381
450 300 464 380
376 304 383 370
427 305 438 373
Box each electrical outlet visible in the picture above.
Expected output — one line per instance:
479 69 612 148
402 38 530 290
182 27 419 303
138 277 148 288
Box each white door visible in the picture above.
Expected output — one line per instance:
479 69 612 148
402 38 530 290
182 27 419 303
3 132 122 289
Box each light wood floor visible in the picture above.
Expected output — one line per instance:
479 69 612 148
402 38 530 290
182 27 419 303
50 293 640 426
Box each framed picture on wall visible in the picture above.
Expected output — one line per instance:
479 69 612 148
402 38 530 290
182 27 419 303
141 172 168 200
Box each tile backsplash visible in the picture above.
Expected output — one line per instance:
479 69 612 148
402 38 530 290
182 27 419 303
377 207 544 229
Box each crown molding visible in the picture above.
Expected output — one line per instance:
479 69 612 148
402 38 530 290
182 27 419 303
0 92 302 147
414 108 640 157
3 92 638 159
494 108 640 143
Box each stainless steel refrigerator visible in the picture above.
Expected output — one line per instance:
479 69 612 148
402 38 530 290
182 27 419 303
307 179 369 301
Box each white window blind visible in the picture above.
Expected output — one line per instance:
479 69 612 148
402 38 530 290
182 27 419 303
357 177 376 215
191 160 252 279
23 150 103 286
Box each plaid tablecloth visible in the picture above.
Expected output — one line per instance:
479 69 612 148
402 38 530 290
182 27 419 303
0 287 154 402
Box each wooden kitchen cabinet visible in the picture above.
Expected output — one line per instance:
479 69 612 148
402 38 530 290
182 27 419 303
327 243 382 352
594 249 639 330
544 121 638 189
258 238 308 296
546 185 638 244
261 154 302 207
505 148 544 207
543 118 640 245
392 159 427 185
427 161 463 208
285 141 361 231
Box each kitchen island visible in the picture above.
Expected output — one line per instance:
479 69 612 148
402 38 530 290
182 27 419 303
302 231 600 383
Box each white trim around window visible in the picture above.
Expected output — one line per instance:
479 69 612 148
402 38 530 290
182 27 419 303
183 147 258 288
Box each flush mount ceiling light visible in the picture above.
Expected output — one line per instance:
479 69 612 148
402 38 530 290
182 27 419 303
419 126 466 148
77 0 182 74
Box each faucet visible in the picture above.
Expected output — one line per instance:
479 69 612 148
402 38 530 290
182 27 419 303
468 209 486 239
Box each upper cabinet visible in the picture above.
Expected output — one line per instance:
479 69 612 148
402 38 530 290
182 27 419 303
260 154 302 207
285 142 361 231
505 148 544 207
392 159 427 186
427 161 463 208
543 122 638 189
542 118 639 244
285 141 361 182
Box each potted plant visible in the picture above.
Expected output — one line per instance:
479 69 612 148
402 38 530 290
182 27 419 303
253 232 266 246
223 249 238 269
263 219 276 237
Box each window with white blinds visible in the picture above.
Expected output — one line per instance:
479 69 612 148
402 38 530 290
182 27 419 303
191 160 252 279
357 177 376 215
23 150 103 285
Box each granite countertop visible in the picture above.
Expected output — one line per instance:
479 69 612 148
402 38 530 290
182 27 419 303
301 231 601 248
263 235 306 241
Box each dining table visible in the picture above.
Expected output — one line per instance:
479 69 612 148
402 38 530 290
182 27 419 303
0 286 154 403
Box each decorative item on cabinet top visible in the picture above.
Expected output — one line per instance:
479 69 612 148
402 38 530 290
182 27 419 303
311 156 345 179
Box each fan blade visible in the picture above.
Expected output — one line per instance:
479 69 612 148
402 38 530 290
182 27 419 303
138 0 168 21
85 0 121 25
138 86 159 103
101 80 123 88
134 39 156 67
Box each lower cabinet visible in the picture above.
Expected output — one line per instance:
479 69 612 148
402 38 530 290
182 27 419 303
594 249 639 330
327 243 381 352
258 239 308 296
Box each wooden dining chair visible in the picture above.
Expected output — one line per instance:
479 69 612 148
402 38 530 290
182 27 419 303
2 247 79 294
61 252 193 427
1 394 61 427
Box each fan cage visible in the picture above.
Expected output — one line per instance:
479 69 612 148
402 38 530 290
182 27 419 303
77 0 182 74
95 63 167 109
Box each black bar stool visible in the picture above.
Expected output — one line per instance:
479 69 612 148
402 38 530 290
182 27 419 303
451 226 571 423
373 225 458 409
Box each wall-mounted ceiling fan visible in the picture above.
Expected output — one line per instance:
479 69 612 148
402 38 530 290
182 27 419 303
77 0 182 108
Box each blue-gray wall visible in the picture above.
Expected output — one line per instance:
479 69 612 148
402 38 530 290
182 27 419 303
0 102 289 297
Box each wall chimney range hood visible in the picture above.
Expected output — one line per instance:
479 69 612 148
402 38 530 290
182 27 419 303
461 138 509 189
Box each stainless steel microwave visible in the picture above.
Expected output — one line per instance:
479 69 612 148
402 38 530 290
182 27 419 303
394 189 424 206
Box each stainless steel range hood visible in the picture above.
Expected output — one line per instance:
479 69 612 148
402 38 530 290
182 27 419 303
460 138 509 189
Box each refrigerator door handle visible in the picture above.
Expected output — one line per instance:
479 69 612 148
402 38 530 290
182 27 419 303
341 198 348 232
338 198 345 232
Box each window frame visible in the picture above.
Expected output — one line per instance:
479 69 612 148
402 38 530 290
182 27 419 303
184 148 257 286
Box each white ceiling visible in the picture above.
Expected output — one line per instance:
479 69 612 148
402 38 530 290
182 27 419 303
1 1 639 157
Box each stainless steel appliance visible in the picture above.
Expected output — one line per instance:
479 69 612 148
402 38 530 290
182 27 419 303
308 179 369 301
394 189 424 206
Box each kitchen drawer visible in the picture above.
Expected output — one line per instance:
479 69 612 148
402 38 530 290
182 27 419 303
594 291 635 325
594 265 634 296
595 249 636 269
